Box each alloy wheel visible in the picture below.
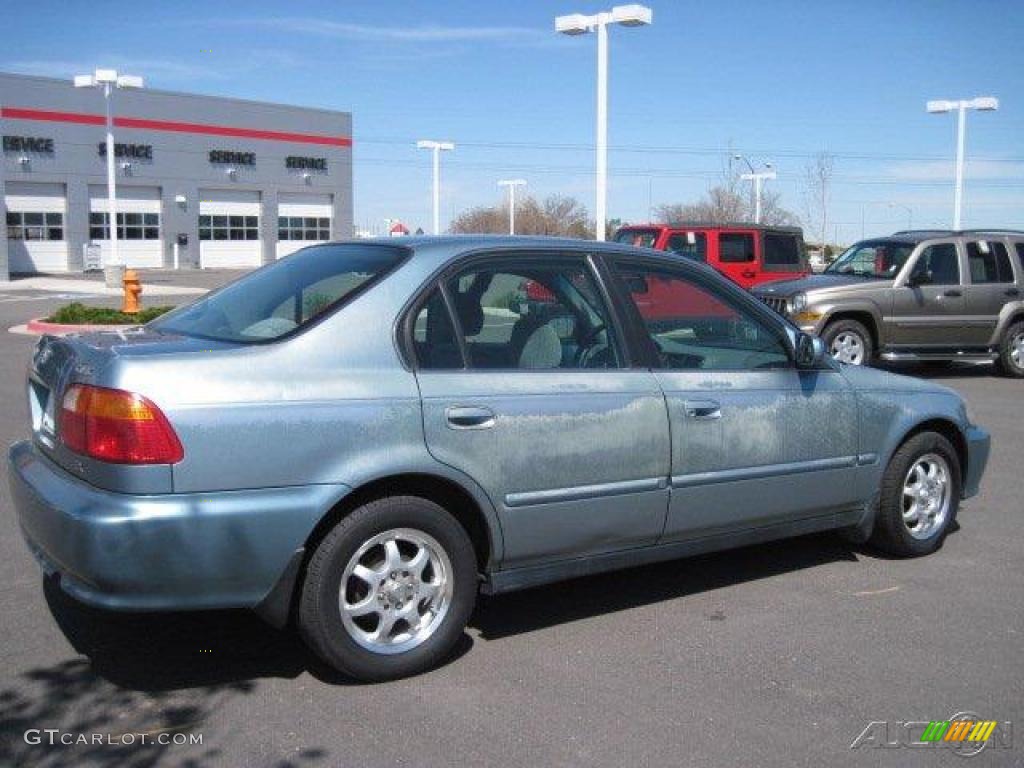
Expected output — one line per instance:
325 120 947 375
339 527 453 655
830 331 866 365
901 453 952 540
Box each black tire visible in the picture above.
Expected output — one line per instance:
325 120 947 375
994 320 1024 378
821 318 874 366
869 432 961 557
299 496 477 681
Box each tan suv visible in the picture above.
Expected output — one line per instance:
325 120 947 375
752 229 1024 376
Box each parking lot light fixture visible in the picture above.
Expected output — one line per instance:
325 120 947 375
417 140 455 235
733 154 776 224
555 4 652 241
74 69 144 278
498 179 527 234
926 96 999 229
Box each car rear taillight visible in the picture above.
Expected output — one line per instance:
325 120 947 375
60 384 184 464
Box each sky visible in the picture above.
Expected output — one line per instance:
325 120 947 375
3 0 1023 241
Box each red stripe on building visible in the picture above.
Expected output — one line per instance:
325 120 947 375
0 107 352 148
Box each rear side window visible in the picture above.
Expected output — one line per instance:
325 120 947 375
411 289 462 369
718 233 755 263
967 240 1014 283
150 244 407 342
763 233 802 269
614 229 658 248
666 232 707 262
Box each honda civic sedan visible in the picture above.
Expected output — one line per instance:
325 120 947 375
9 236 990 681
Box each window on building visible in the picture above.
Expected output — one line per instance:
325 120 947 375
278 216 331 241
90 212 160 240
718 232 755 263
7 211 64 241
966 240 1014 284
198 214 259 241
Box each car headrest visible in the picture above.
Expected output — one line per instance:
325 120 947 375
510 314 562 369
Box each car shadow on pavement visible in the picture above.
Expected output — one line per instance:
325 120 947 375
878 361 996 380
471 532 861 640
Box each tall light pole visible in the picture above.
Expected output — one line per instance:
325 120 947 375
926 96 998 229
74 69 143 284
733 154 776 224
498 179 527 234
416 140 454 235
556 4 652 241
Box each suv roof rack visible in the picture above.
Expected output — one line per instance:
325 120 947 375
891 228 1024 237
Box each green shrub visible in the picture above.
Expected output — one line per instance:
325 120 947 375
46 302 174 325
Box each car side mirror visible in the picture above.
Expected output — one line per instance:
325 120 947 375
795 333 826 369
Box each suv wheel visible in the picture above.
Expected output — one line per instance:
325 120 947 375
995 320 1024 378
870 431 961 557
822 319 873 366
299 496 477 681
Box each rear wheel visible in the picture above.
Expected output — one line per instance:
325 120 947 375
994 320 1024 378
822 319 873 366
299 496 477 681
870 432 961 557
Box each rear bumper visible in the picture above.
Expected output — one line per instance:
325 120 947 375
8 440 348 613
962 425 990 500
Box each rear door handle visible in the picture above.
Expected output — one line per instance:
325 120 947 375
683 399 721 420
941 289 962 298
445 406 496 430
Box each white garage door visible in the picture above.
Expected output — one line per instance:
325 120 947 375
5 181 68 273
88 186 163 268
199 189 262 268
276 193 333 259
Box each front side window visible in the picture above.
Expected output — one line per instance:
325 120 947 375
666 232 707 262
718 233 755 263
614 228 659 248
763 232 802 268
7 211 64 241
150 243 407 342
434 257 621 370
911 243 960 286
827 239 916 278
966 240 1013 284
199 214 259 241
613 262 790 371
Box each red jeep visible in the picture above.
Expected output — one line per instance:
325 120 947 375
613 223 809 289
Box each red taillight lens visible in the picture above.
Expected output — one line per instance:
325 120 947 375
60 385 184 464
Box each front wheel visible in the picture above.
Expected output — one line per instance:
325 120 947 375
994 320 1024 378
299 496 478 681
822 319 873 366
869 432 961 557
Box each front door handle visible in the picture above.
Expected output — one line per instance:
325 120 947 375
941 289 962 298
446 406 496 430
741 269 756 279
1005 288 1021 297
683 399 722 420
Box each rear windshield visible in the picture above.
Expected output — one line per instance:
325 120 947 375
150 243 408 343
614 228 659 248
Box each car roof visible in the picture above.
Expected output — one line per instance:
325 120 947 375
889 229 1024 241
618 222 802 234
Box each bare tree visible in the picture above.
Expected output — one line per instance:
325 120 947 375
449 194 592 238
653 184 797 226
802 152 835 251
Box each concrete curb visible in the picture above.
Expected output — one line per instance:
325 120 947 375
19 318 136 336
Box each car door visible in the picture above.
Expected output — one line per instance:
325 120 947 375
410 251 671 570
606 257 861 541
964 238 1020 345
890 241 970 347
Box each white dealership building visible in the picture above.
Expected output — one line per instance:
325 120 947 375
0 72 353 280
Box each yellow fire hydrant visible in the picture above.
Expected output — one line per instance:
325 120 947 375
122 269 143 314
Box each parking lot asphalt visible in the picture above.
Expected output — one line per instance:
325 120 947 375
0 285 1020 768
